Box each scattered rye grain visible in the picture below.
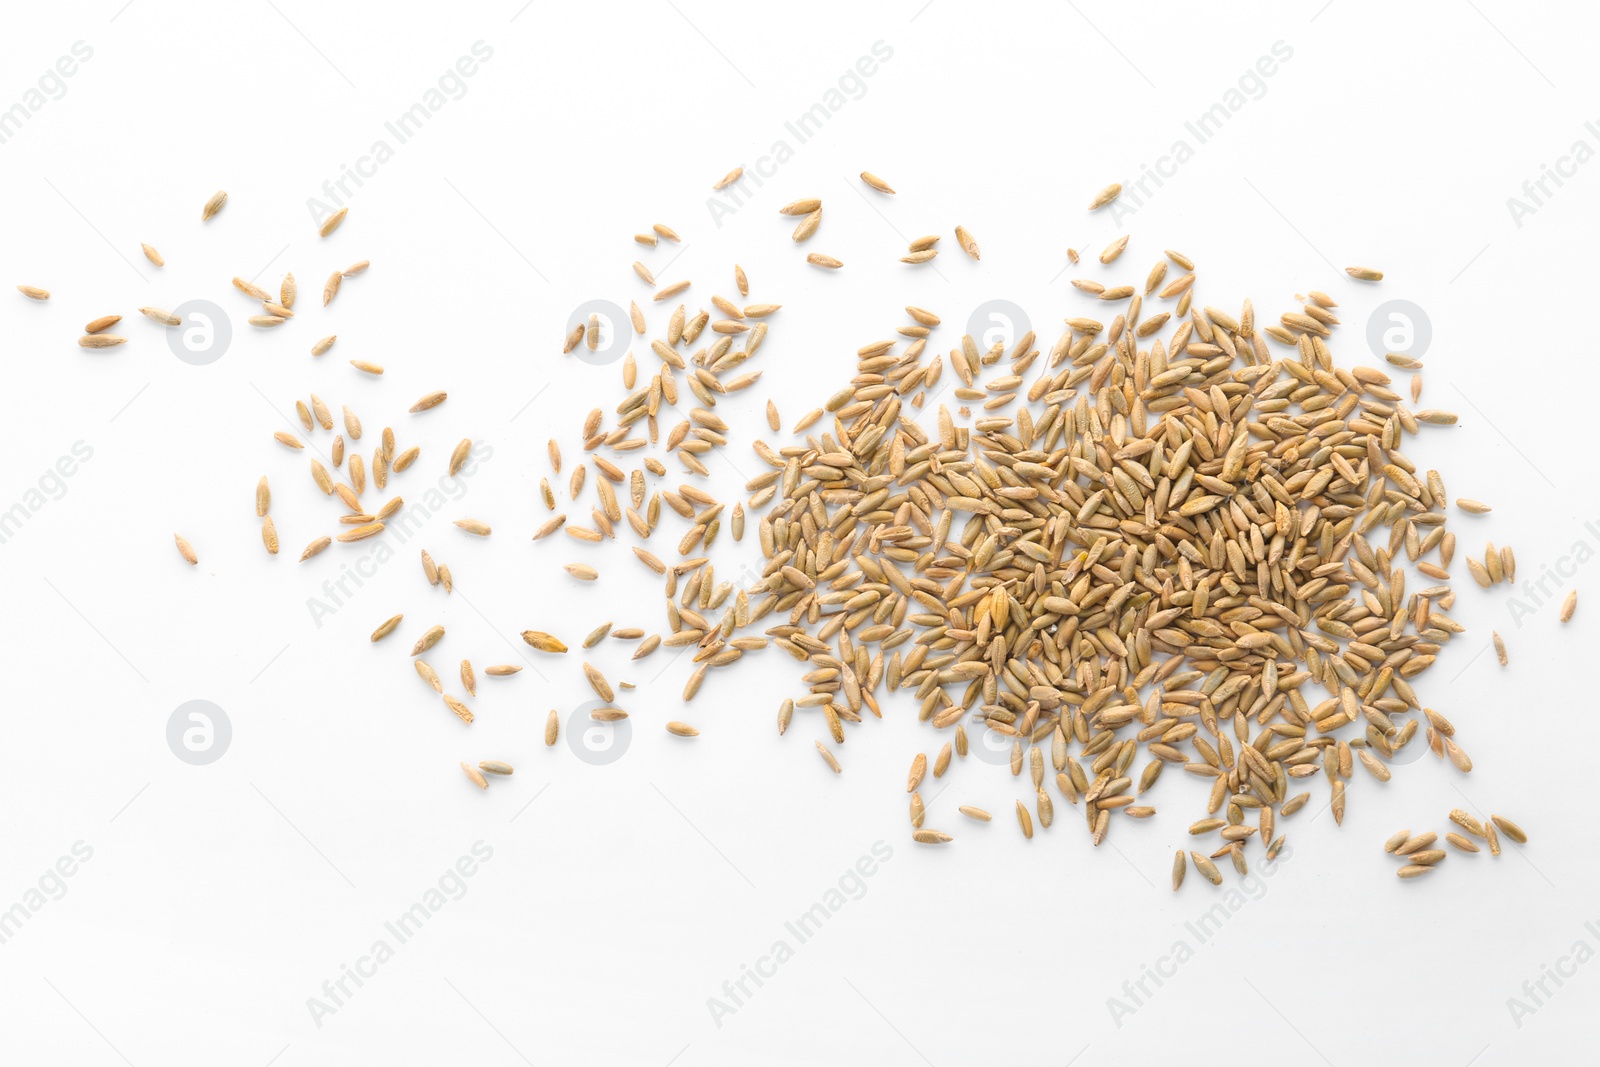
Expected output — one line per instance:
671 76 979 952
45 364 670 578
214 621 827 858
816 741 841 773
412 625 445 655
232 277 272 301
479 760 514 775
461 762 488 788
141 243 164 267
201 190 228 221
319 207 349 238
1089 183 1122 209
1491 815 1527 843
443 695 474 724
954 226 979 260
521 630 568 653
371 614 403 642
415 660 442 692
174 534 198 565
1190 851 1222 885
860 171 895 194
1099 235 1129 264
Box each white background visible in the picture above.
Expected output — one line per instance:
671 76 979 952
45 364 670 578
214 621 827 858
1 1 1596 1064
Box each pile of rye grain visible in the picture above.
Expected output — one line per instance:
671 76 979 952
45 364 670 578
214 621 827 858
37 176 1569 887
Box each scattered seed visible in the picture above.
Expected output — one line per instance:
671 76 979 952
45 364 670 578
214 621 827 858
521 631 568 653
953 226 979 260
1089 183 1122 210
412 625 445 656
816 741 841 774
860 171 895 194
319 207 349 238
1490 815 1527 844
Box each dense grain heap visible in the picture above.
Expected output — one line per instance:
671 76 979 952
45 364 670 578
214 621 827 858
557 196 1494 885
732 289 1470 877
